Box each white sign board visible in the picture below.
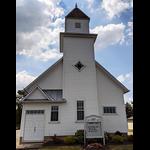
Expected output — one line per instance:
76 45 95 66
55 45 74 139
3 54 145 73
85 115 103 139
86 122 102 138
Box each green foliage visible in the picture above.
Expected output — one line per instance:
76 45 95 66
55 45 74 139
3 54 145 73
64 136 76 144
125 102 133 118
17 89 27 96
75 130 84 144
111 135 125 144
127 135 133 142
16 91 23 129
115 131 122 136
52 134 63 144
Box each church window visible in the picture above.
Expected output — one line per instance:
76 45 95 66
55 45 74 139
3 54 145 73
77 101 84 120
51 106 59 121
75 22 81 28
103 107 116 114
74 61 85 71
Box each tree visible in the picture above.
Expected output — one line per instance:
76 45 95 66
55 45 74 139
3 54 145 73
125 102 133 118
16 91 24 129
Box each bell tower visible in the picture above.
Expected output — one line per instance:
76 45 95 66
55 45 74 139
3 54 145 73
60 5 101 117
65 4 90 33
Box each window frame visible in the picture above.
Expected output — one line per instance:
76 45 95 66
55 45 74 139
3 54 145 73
75 22 81 28
103 106 117 115
51 106 59 122
77 100 84 121
26 110 44 115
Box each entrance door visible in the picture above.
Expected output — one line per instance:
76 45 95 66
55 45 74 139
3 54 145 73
23 110 44 142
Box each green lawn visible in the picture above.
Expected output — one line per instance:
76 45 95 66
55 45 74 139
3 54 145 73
39 145 81 150
107 144 133 150
40 144 133 150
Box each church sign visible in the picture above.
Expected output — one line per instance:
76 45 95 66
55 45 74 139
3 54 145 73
85 115 103 138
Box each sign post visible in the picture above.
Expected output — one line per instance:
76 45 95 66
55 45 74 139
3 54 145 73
84 115 105 146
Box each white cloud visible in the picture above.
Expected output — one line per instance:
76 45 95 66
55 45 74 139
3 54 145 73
86 0 94 11
124 94 133 103
117 72 133 83
101 0 131 19
117 72 133 103
16 0 64 61
16 0 24 7
91 23 125 50
16 71 36 91
125 21 133 43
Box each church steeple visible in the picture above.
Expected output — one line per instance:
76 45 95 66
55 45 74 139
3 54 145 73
65 5 90 33
75 3 77 8
65 5 90 20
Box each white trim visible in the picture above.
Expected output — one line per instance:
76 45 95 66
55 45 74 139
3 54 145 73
50 105 59 122
22 57 129 95
95 61 129 93
24 58 63 92
48 121 60 124
21 85 50 101
76 100 85 121
103 106 117 115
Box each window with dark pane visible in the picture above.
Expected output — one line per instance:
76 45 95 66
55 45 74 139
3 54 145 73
77 101 84 120
75 22 81 28
51 106 59 121
74 61 84 71
103 107 116 114
43 90 62 101
26 110 44 114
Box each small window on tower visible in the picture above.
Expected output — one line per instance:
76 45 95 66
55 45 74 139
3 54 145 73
75 22 81 28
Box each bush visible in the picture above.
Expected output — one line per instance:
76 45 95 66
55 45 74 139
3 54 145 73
75 130 84 144
127 135 133 142
52 134 63 144
115 131 122 136
64 136 76 144
111 135 125 144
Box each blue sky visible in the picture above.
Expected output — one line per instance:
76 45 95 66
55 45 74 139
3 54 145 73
16 0 133 103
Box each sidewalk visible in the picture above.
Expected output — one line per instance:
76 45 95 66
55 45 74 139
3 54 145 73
16 130 43 149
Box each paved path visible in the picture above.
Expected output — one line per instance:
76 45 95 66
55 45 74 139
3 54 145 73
16 130 43 149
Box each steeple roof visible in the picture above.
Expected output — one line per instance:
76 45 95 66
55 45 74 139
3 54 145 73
65 4 90 20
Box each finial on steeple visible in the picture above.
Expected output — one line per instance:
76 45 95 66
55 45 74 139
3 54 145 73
75 3 78 8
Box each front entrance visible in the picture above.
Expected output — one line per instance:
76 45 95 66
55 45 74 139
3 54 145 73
23 110 44 142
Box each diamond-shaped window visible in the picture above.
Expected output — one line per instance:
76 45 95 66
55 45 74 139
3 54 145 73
74 61 85 71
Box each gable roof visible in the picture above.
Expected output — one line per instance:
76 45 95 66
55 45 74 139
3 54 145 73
22 85 67 103
65 7 90 20
22 85 51 101
95 61 129 93
23 57 129 95
24 57 63 93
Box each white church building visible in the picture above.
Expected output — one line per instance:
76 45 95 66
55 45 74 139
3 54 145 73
20 5 129 143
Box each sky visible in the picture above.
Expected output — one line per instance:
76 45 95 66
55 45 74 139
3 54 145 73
16 0 133 103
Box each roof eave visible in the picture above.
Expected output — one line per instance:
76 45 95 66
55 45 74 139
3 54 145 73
24 58 63 92
95 61 129 94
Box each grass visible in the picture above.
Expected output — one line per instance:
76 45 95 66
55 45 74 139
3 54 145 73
107 144 133 150
39 145 81 150
40 144 133 150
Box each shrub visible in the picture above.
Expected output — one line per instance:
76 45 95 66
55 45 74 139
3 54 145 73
52 134 63 144
115 131 122 136
127 135 133 142
111 135 125 144
75 130 84 144
64 136 76 144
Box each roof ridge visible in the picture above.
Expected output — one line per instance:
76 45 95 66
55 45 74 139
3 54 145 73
65 7 90 20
